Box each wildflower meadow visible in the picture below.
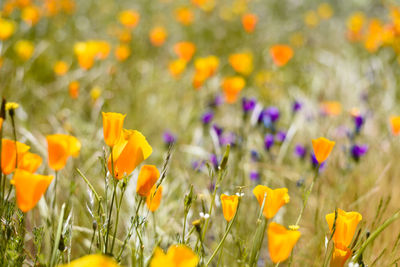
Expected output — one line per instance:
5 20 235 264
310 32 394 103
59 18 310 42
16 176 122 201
1 0 400 266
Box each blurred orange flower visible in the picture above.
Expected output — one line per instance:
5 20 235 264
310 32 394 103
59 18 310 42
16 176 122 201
46 134 81 171
54 61 69 76
269 45 293 67
220 194 239 222
150 245 199 267
326 209 362 247
74 41 111 70
150 26 168 47
168 59 187 79
253 185 290 219
321 101 342 116
146 185 163 212
193 56 219 88
242 13 258 33
312 137 335 164
21 5 41 26
364 19 383 53
390 115 400 135
317 3 333 20
175 7 194 26
102 112 126 147
18 152 42 173
221 76 245 103
2 139 30 175
267 222 301 263
174 41 196 62
115 44 131 61
69 81 80 99
229 52 253 75
11 169 53 212
108 129 152 179
137 165 159 197
119 10 140 29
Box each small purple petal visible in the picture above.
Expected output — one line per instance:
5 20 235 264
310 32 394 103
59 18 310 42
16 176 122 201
163 131 176 145
276 131 286 143
264 133 274 150
351 144 368 161
242 97 257 113
201 111 214 124
250 171 260 181
294 144 307 158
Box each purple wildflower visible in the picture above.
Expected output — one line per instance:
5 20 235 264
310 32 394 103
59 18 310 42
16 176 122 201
294 144 307 159
250 150 260 162
264 133 274 151
220 132 236 146
212 124 223 137
201 111 214 124
292 101 302 113
311 153 326 170
163 131 176 145
250 171 260 182
276 131 286 143
351 144 368 161
209 154 219 168
354 115 364 133
242 97 256 113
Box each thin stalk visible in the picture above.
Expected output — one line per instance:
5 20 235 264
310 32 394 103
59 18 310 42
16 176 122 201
295 166 319 226
104 146 116 254
249 193 268 267
206 200 241 266
49 203 65 267
216 223 229 267
111 182 125 254
182 210 188 243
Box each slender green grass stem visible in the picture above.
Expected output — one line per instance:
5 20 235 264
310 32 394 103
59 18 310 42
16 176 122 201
105 146 116 254
50 203 65 267
111 183 125 254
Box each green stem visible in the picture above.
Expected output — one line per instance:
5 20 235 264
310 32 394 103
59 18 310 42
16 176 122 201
49 203 65 267
182 211 188 243
295 166 319 226
105 146 116 254
111 182 125 254
206 199 241 266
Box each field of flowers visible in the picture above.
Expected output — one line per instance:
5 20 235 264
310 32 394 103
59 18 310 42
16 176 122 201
1 0 400 266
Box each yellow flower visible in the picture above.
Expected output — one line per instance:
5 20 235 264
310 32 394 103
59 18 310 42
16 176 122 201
267 222 301 263
317 3 333 20
149 26 168 47
11 169 53 212
5 102 20 111
326 209 362 247
253 185 289 219
21 5 41 26
220 194 239 222
311 137 335 164
0 18 16 40
14 40 35 61
168 59 187 79
228 52 253 76
304 10 319 28
150 245 199 267
58 254 119 267
90 86 102 101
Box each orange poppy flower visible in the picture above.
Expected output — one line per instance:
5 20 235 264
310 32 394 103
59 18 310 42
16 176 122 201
312 137 335 164
229 52 253 76
221 76 245 104
118 10 140 29
320 101 342 116
330 243 351 267
390 116 400 136
102 112 126 147
253 185 290 219
220 194 239 222
46 134 81 171
18 152 42 173
136 165 159 197
173 42 196 62
115 44 131 61
168 59 187 79
14 40 35 61
267 222 301 263
11 169 53 212
175 7 194 26
108 129 152 179
326 209 362 247
317 3 333 20
58 254 119 267
69 81 80 99
1 139 30 175
146 185 163 212
21 5 41 26
242 13 258 33
269 45 294 67
193 56 219 89
149 26 168 47
0 118 3 132
150 245 199 267
54 61 69 76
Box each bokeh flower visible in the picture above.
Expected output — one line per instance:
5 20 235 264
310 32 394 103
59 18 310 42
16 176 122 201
119 10 140 29
174 42 196 62
58 254 119 267
242 13 258 33
269 45 294 67
221 76 245 104
150 26 168 47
